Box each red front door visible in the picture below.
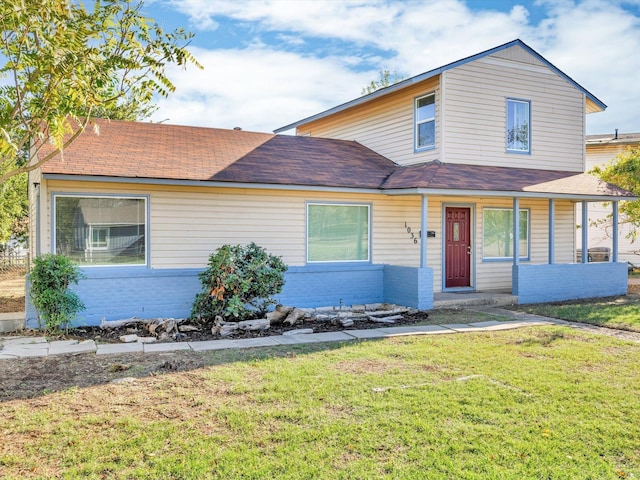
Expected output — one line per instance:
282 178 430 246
445 207 471 288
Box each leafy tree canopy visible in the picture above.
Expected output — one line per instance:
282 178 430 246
361 69 405 95
0 0 201 185
591 144 640 240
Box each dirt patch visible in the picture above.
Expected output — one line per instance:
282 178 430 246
0 267 26 313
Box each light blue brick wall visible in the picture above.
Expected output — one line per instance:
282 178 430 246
26 268 203 328
277 264 385 308
515 262 628 304
383 265 434 310
26 264 393 328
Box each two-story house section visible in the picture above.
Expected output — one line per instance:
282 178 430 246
27 40 634 327
276 39 633 304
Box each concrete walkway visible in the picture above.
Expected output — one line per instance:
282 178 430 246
0 312 563 360
2 308 639 360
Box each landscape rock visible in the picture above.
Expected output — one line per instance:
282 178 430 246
238 319 270 331
267 305 293 325
284 308 306 326
219 323 239 337
282 328 314 336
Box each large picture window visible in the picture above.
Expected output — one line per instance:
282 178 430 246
307 203 370 262
506 99 530 153
483 208 529 260
415 93 435 150
54 195 147 266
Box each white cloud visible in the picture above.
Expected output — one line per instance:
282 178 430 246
158 0 640 134
153 46 375 132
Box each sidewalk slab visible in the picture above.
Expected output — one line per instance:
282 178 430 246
143 342 192 353
439 323 478 332
230 337 281 348
49 340 96 355
270 334 317 345
1 345 49 357
1 336 47 345
406 325 455 335
343 329 388 339
96 343 144 355
189 339 237 351
301 332 356 344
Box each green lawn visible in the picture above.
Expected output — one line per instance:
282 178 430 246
2 327 640 479
516 296 640 332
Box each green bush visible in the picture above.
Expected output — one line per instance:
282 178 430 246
30 254 85 333
192 243 287 323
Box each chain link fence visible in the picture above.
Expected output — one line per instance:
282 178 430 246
0 253 29 279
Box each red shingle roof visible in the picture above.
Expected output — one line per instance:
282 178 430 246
41 118 274 181
40 119 634 198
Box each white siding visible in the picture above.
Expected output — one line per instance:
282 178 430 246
442 48 585 171
43 181 422 268
297 78 441 166
43 180 579 293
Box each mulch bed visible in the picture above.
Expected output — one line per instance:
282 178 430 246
66 311 432 344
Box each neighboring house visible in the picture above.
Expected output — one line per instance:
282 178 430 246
577 132 640 265
27 39 634 327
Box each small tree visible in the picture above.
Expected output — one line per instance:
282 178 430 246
192 243 287 323
591 144 640 242
30 254 85 333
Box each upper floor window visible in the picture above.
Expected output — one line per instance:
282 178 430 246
415 93 435 150
506 99 530 153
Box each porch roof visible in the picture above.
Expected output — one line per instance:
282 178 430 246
381 161 634 198
41 119 633 200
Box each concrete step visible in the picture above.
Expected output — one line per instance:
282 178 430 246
433 293 517 310
0 312 26 333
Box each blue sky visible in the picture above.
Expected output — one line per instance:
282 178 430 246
143 0 640 135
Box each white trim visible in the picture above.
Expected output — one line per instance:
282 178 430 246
43 174 636 202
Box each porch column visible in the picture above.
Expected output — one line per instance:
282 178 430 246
512 197 520 295
513 197 520 266
581 201 589 263
612 200 619 263
548 199 555 264
420 195 428 268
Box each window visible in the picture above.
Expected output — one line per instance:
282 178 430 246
90 227 108 249
307 203 370 262
506 99 530 153
54 195 147 266
483 208 529 260
415 93 435 150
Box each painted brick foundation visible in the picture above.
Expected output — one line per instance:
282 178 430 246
383 265 434 310
27 263 431 328
515 262 628 304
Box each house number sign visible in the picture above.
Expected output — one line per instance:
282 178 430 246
404 222 421 244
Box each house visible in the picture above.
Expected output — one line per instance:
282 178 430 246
27 39 634 327
577 132 640 265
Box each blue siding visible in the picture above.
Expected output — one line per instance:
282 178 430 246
515 262 628 304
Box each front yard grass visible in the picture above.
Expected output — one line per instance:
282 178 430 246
515 295 640 332
1 326 640 479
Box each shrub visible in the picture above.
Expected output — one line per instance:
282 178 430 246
30 254 85 333
192 243 287 323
